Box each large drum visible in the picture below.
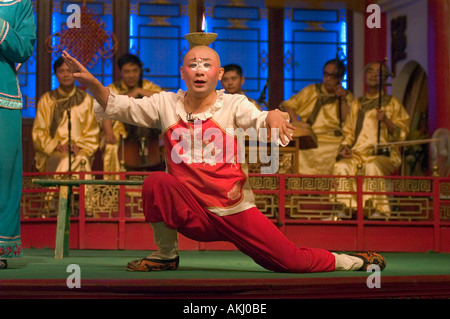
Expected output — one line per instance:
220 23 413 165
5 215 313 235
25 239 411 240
120 126 165 171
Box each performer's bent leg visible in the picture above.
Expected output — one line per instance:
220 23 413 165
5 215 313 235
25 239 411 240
216 208 336 273
142 172 337 273
220 212 363 271
141 172 224 259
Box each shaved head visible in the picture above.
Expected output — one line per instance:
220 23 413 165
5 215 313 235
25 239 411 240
183 45 221 68
180 45 224 98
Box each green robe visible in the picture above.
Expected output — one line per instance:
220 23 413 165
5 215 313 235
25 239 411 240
0 0 36 259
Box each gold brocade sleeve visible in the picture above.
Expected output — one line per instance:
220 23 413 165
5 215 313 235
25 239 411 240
142 79 163 93
32 92 58 156
341 99 359 148
386 96 410 142
74 94 100 157
108 82 124 95
281 84 317 121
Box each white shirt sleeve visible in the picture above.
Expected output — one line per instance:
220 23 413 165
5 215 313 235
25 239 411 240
233 95 268 130
233 96 291 146
94 90 162 129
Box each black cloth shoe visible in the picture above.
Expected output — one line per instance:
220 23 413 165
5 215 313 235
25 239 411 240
126 256 179 272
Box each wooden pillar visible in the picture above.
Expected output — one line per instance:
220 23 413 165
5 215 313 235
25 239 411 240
346 9 354 93
36 0 52 101
187 0 199 33
196 0 205 32
113 0 129 82
268 6 284 110
427 0 450 133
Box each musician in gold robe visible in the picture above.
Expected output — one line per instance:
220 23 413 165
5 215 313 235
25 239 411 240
333 62 410 218
101 54 162 175
280 59 353 175
32 57 99 173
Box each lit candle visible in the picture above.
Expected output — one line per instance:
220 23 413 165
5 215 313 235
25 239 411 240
184 13 217 48
201 13 205 32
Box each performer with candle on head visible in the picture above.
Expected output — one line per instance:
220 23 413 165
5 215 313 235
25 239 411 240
60 34 386 273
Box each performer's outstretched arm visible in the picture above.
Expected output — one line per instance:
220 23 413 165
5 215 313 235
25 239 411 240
61 50 110 109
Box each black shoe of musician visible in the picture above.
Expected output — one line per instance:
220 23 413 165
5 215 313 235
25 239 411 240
0 259 7 270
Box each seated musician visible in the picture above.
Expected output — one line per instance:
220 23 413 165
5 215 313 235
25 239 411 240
32 57 100 173
280 59 354 175
333 61 410 218
101 54 163 174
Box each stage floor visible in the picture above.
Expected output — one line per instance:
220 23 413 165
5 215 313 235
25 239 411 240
1 249 449 300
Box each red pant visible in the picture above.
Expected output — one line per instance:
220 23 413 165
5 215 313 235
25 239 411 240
142 172 335 273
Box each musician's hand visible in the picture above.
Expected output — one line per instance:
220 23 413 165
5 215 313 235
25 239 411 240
340 146 352 158
71 143 80 155
377 109 396 134
266 109 295 145
105 133 117 144
56 142 69 154
334 85 347 101
377 109 387 122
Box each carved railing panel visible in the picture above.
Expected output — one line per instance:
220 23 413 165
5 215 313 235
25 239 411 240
21 173 450 222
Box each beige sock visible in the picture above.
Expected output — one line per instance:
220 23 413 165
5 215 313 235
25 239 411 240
332 253 364 271
148 222 179 260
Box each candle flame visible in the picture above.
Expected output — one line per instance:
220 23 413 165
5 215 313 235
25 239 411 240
201 14 205 32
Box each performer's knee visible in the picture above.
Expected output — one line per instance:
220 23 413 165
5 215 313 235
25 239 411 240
143 171 170 188
142 172 173 222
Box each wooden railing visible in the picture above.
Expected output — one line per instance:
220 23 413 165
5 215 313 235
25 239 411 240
21 171 450 256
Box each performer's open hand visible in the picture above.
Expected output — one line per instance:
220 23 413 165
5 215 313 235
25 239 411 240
61 50 96 88
266 109 295 145
61 50 110 108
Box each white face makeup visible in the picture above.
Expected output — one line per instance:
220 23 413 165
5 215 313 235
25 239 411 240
188 57 212 72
